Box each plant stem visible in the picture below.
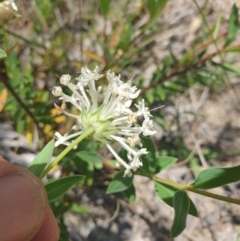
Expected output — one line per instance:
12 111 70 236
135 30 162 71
5 29 47 50
153 176 188 189
185 186 240 205
153 176 240 205
40 128 94 179
0 66 45 137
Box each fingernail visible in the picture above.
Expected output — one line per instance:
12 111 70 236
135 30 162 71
0 173 47 241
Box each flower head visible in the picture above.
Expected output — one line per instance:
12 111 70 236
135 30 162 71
52 66 156 176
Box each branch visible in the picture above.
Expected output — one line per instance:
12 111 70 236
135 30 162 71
0 61 45 137
140 44 240 95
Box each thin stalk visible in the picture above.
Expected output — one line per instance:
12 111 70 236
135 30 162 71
153 176 188 189
153 176 240 205
0 72 45 137
185 186 240 205
5 29 47 50
40 127 94 179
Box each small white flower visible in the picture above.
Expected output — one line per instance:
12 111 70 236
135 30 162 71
52 87 63 97
60 74 71 85
53 66 156 176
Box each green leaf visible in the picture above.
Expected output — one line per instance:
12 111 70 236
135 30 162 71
155 156 177 173
0 48 7 58
191 164 240 189
74 157 94 186
170 190 190 238
154 182 198 217
156 86 166 101
45 175 85 202
71 203 90 214
106 172 133 194
147 0 156 17
220 63 240 74
124 184 136 203
100 0 111 16
118 22 133 50
145 0 168 30
147 0 168 19
139 136 156 175
28 139 55 178
145 89 155 103
225 4 239 46
223 46 240 53
76 151 102 169
213 16 222 39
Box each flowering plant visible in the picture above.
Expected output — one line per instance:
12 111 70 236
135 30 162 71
51 66 156 177
28 67 240 238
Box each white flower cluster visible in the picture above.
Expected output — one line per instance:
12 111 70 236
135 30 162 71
52 66 156 176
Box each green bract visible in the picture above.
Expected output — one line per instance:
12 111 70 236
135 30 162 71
81 105 115 143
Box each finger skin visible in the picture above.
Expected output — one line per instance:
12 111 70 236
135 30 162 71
0 158 59 241
31 206 60 241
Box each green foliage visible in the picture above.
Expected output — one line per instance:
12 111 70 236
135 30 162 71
124 184 136 203
76 151 103 169
65 147 102 186
225 4 239 46
154 156 178 174
139 136 156 175
154 182 198 217
118 20 133 50
45 175 85 202
146 0 169 27
170 190 190 238
191 164 240 189
70 203 90 214
0 48 6 58
106 172 133 194
100 0 111 16
28 139 55 178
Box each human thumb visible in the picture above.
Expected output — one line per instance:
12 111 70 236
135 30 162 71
0 159 47 241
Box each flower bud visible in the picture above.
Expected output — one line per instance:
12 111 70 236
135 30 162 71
60 74 71 86
52 86 62 96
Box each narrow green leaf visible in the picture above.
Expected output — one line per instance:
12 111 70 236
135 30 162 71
106 172 133 194
0 48 7 58
191 164 240 189
156 86 166 101
118 22 133 50
213 16 222 39
145 89 155 103
45 175 85 202
170 190 190 238
225 4 239 46
155 156 177 173
71 203 90 214
147 0 168 20
154 182 198 217
220 63 240 74
100 0 110 16
28 139 55 178
139 136 156 175
124 184 136 203
145 0 168 29
76 151 102 169
223 46 240 53
147 0 156 17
